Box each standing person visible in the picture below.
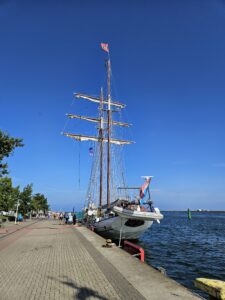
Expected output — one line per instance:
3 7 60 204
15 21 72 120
59 212 63 224
65 213 69 224
73 213 77 225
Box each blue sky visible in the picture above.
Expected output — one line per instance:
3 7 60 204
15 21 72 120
1 0 225 211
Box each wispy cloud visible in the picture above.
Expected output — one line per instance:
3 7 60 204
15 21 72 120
212 163 225 168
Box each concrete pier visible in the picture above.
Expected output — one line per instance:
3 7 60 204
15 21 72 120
0 220 202 299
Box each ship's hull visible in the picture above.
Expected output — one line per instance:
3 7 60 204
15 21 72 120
92 215 153 240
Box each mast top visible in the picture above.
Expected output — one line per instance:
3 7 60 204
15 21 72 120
101 43 110 54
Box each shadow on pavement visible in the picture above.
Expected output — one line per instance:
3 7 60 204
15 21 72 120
63 280 109 300
48 276 108 300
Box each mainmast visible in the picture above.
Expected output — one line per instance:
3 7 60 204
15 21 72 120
107 57 111 209
99 88 104 211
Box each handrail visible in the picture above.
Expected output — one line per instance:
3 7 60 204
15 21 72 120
124 240 145 262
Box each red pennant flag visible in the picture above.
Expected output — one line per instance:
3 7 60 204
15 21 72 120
101 43 109 53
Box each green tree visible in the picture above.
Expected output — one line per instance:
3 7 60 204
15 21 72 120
0 177 20 211
19 184 33 217
31 193 49 215
0 130 24 177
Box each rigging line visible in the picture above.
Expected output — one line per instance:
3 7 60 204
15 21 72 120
112 144 121 200
110 68 120 104
61 98 75 133
119 146 127 198
93 144 101 205
89 122 101 205
108 59 132 143
86 142 96 205
86 141 101 207
116 144 125 195
111 71 134 143
119 145 127 189
78 141 81 189
61 118 70 135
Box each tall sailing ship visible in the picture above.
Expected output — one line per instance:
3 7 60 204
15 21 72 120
63 43 163 240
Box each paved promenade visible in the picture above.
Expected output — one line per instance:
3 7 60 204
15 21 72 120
0 220 202 300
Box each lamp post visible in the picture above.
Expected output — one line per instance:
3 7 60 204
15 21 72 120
15 198 20 225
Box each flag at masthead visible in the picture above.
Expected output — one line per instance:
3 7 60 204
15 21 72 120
101 43 109 53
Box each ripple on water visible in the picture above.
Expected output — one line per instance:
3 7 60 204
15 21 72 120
138 211 225 299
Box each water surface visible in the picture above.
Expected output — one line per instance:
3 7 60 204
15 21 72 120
138 211 225 298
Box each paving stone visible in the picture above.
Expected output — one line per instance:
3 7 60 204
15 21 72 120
0 220 142 300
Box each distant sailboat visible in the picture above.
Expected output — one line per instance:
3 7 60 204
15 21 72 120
63 43 163 240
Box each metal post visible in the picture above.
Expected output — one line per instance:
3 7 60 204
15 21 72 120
118 218 124 248
15 198 20 225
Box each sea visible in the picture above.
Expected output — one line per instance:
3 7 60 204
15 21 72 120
137 211 225 299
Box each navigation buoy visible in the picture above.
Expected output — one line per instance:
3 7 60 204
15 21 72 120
188 208 191 220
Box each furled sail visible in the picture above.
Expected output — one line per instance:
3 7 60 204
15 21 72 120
74 93 125 108
66 114 130 127
66 114 99 123
63 132 134 145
